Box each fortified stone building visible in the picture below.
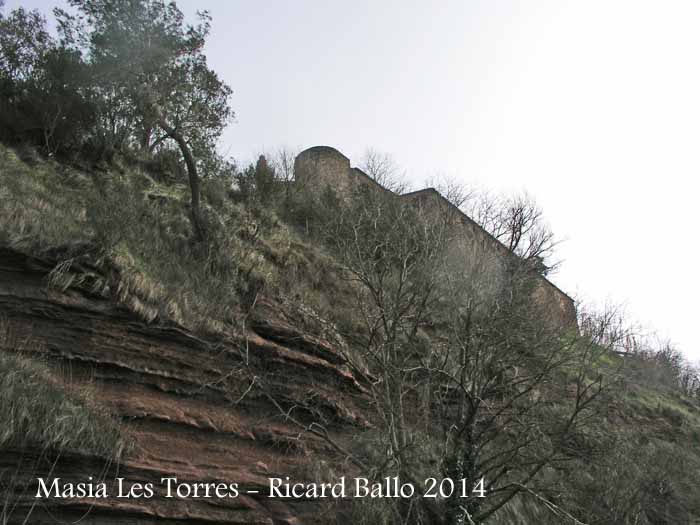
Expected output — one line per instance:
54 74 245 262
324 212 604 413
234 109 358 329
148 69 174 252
294 146 577 328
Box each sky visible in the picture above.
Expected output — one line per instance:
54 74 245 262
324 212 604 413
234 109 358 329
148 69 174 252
8 1 700 360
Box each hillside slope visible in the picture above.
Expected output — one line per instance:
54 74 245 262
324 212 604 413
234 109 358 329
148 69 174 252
1 145 700 524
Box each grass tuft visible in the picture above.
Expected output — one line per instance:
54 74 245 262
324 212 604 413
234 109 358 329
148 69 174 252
0 322 127 458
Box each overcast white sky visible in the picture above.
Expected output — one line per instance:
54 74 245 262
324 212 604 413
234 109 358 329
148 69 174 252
10 1 700 360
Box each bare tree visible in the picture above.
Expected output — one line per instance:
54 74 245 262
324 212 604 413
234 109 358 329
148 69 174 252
360 148 408 193
269 146 298 207
320 186 617 524
422 178 558 275
465 191 559 275
425 175 475 211
433 294 624 524
270 147 297 184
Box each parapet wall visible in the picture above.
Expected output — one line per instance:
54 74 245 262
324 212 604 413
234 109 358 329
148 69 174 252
294 146 577 328
403 188 577 328
294 146 387 196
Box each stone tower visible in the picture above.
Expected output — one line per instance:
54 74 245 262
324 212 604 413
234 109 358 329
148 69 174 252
294 146 353 193
294 146 387 195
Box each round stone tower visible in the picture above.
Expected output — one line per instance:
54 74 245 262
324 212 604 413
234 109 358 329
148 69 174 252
294 146 353 194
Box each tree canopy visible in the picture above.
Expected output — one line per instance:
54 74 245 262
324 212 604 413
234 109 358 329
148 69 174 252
0 0 233 238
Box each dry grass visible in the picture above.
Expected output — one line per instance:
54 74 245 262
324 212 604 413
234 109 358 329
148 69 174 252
0 144 288 333
0 143 360 342
0 321 126 458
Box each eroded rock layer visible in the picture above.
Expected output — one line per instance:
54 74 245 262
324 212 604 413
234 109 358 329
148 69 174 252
0 247 367 524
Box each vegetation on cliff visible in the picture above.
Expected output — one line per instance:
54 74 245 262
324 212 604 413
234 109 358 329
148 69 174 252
0 321 125 458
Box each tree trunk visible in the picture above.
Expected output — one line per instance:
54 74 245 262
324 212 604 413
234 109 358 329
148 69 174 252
157 120 204 241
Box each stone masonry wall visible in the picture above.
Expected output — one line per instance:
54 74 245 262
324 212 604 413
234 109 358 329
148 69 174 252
294 146 577 328
403 188 577 328
294 146 387 196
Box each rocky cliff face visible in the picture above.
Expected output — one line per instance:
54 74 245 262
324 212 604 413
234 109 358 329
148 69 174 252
0 247 368 524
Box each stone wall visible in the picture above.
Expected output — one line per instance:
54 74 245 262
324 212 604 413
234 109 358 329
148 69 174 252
403 188 577 328
294 146 387 196
294 146 578 328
